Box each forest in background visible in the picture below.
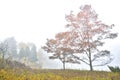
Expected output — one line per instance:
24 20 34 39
0 37 44 69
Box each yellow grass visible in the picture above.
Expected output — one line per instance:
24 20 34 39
0 69 120 80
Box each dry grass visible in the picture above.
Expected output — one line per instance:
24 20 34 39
0 69 120 80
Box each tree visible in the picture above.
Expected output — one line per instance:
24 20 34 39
0 40 8 68
18 42 38 67
28 43 38 62
64 5 118 71
0 41 8 61
4 37 17 60
18 42 28 59
42 32 80 70
37 48 45 69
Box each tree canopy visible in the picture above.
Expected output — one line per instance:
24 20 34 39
43 5 118 71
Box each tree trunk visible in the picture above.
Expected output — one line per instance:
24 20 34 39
2 54 5 63
89 56 93 71
89 50 93 71
62 54 66 70
88 37 93 71
63 61 65 70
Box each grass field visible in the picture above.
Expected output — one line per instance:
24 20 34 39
0 69 120 80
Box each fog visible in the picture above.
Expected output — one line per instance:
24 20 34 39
0 0 120 71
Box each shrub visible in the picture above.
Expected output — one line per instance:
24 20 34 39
108 66 120 72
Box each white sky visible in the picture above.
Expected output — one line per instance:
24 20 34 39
0 0 120 70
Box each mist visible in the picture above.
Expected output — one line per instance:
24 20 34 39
0 0 120 71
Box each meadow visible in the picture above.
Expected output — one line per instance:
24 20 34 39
0 69 120 80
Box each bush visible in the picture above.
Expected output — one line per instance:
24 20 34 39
108 66 120 72
0 58 30 69
0 59 5 69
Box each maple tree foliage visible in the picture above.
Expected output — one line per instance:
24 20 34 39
64 5 117 71
42 32 80 70
43 5 117 71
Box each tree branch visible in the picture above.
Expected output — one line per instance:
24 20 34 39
72 54 89 65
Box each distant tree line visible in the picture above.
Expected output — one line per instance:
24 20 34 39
0 37 43 69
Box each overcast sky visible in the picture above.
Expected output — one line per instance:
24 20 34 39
0 0 120 70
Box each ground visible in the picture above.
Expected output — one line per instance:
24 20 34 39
0 69 120 80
